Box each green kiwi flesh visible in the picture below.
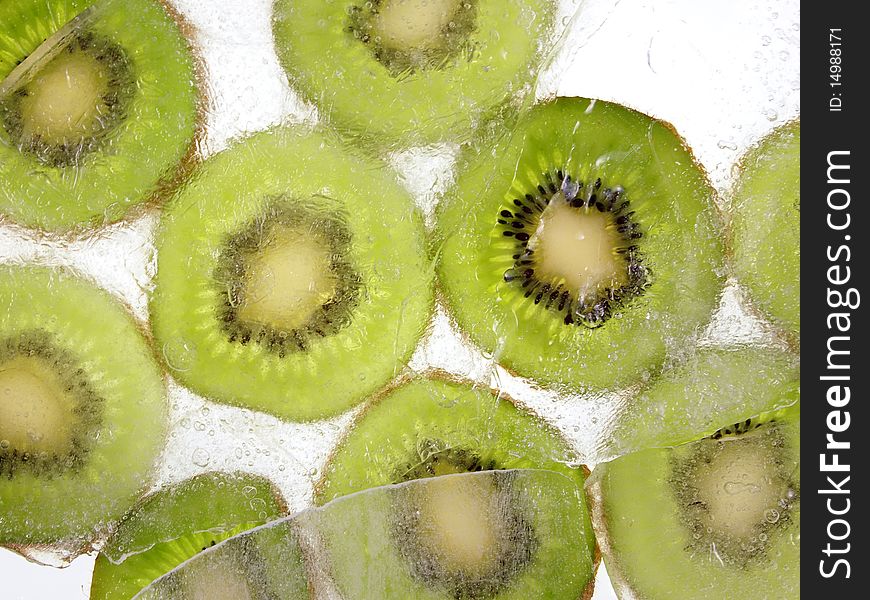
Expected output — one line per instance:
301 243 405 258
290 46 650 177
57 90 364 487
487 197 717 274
90 472 288 600
272 0 556 145
0 0 198 232
593 407 800 600
731 121 800 339
150 126 433 421
436 97 724 391
606 346 800 457
317 377 596 598
133 521 309 600
0 265 166 546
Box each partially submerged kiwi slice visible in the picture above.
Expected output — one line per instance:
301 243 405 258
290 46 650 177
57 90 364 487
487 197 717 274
150 126 433 421
318 469 595 600
272 0 556 145
731 121 800 339
133 521 309 600
0 0 199 232
0 266 166 548
317 377 597 598
591 406 800 599
606 346 800 457
436 98 724 391
91 472 288 600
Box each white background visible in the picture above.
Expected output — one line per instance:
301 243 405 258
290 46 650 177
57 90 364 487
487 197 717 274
0 0 799 597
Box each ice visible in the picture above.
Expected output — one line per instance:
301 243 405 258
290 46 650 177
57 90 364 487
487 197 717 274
135 469 594 600
0 0 798 597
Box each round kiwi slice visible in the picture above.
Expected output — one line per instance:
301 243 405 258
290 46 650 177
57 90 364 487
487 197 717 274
0 0 199 232
606 346 800 457
272 0 556 145
0 265 166 548
592 407 800 599
436 97 724 391
731 121 800 339
317 377 597 598
150 126 433 421
90 472 288 600
319 469 595 600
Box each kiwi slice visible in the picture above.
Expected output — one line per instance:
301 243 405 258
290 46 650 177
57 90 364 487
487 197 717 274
731 121 800 339
0 0 199 232
591 407 800 599
0 265 166 548
318 469 595 599
150 126 433 421
606 346 800 457
317 377 597 597
90 472 288 600
436 97 724 391
272 0 556 145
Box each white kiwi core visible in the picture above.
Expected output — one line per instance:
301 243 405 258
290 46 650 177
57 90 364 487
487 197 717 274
374 0 463 50
694 439 785 540
0 357 75 454
529 193 629 300
18 50 111 145
238 227 338 331
416 475 501 573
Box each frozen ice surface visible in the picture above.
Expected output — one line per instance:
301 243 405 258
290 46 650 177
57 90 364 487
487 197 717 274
135 469 594 600
0 0 798 597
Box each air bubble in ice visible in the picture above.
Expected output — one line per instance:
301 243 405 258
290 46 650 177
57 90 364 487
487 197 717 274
191 448 210 467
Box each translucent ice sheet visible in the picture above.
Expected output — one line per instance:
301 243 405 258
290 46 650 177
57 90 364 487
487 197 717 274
135 469 595 600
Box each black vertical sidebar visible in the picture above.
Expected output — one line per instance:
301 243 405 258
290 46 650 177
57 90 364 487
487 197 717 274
803 2 867 597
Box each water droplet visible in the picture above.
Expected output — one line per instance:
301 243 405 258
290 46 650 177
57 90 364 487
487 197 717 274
162 338 197 372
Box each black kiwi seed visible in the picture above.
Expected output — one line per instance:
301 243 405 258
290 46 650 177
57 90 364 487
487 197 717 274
394 439 499 482
0 330 103 479
213 201 363 358
498 170 650 328
0 30 135 168
346 0 479 76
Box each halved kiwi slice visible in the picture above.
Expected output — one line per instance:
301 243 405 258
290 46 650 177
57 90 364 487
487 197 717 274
150 126 433 421
606 346 800 457
133 519 309 600
0 265 166 549
436 97 724 391
272 0 557 145
317 377 597 597
591 406 800 599
90 472 288 600
0 0 199 232
731 121 800 339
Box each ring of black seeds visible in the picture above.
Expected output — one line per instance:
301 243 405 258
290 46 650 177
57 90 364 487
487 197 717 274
213 201 362 358
391 471 537 599
346 0 479 76
669 424 800 568
393 439 498 482
0 31 136 168
0 330 103 479
498 170 651 328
